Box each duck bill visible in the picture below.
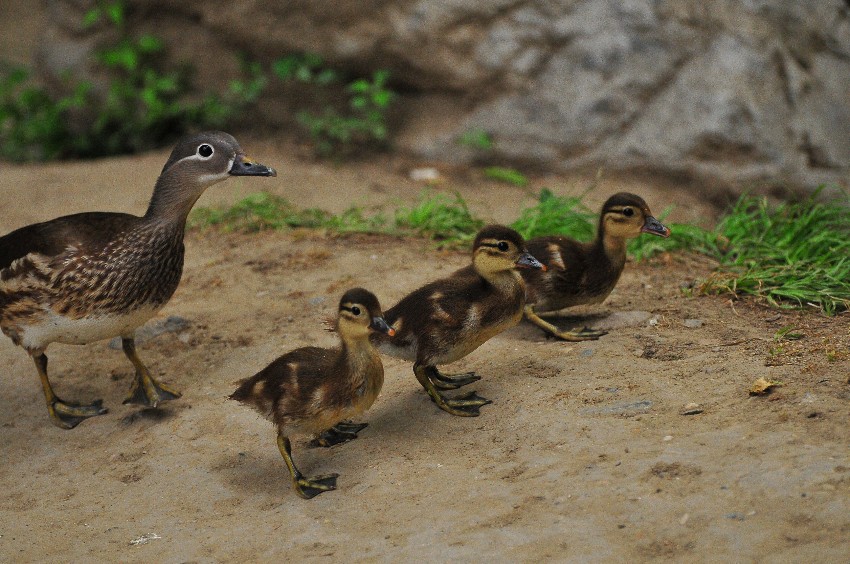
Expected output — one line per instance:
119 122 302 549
229 154 277 177
641 216 671 238
515 250 547 271
370 316 395 337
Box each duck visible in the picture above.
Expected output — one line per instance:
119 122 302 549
371 225 545 417
521 192 670 341
0 131 276 429
230 288 394 499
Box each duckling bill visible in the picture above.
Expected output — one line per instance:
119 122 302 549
521 192 670 341
230 288 394 499
0 131 276 429
371 225 545 417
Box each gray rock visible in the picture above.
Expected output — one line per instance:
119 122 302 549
108 316 191 349
683 319 704 328
581 399 653 416
35 0 850 193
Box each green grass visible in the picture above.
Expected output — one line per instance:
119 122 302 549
483 166 528 187
188 192 330 232
394 192 483 245
511 188 596 241
190 190 482 248
698 190 850 314
191 186 850 315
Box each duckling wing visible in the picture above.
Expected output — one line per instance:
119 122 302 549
523 236 596 310
230 346 343 425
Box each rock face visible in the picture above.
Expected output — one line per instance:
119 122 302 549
38 0 850 192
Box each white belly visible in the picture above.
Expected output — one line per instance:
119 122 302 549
20 305 161 349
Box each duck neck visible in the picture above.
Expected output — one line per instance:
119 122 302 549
144 175 207 229
595 223 628 269
478 266 524 295
339 332 379 370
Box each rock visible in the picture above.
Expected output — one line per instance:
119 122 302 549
683 319 704 328
108 316 191 349
409 167 442 182
680 403 704 415
34 0 850 193
581 400 652 416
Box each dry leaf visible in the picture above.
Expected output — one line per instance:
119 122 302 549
749 376 782 395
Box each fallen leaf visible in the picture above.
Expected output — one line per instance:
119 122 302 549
750 377 782 395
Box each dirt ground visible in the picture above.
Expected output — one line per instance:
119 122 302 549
1 138 849 562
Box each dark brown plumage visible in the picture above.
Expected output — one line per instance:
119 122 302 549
230 288 394 499
0 131 276 429
372 225 545 416
521 192 670 341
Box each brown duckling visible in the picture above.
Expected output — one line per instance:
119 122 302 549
371 225 545 417
0 131 276 429
521 192 670 341
230 288 394 499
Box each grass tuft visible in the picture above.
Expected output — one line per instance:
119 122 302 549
511 189 596 241
394 192 483 246
698 189 850 314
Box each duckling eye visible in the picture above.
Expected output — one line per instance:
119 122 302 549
622 207 634 217
197 144 214 158
497 241 510 252
350 306 361 316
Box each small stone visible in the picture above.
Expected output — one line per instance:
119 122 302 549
680 402 703 415
679 513 690 525
683 319 703 328
663 435 673 441
409 167 441 182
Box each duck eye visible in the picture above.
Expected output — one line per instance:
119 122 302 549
622 207 634 217
497 241 510 252
197 144 214 158
350 306 361 316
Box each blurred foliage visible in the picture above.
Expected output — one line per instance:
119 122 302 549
1 0 264 161
483 166 528 187
456 129 494 151
272 53 397 157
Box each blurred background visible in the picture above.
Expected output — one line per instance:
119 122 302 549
2 0 848 198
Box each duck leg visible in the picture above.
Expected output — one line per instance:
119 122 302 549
427 366 480 390
277 432 338 499
31 352 107 429
121 338 181 407
414 363 491 417
524 305 607 341
309 421 369 448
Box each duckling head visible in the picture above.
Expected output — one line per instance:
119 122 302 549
472 225 546 278
147 131 276 221
336 288 395 340
599 192 671 241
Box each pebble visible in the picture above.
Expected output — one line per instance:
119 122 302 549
680 402 704 415
663 435 673 441
683 318 704 328
108 315 191 349
679 513 690 525
409 167 441 182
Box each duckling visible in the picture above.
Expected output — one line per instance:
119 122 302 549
0 131 276 429
230 288 394 499
371 225 545 417
521 192 670 341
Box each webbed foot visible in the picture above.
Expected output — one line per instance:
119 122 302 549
549 326 607 341
121 338 181 407
123 374 182 407
293 473 339 499
428 369 481 390
48 399 108 429
309 421 369 448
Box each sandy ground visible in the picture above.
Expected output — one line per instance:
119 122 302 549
0 140 849 562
